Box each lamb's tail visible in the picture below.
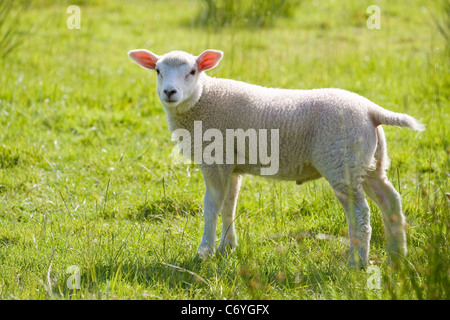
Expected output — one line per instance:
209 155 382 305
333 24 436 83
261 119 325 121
369 105 425 132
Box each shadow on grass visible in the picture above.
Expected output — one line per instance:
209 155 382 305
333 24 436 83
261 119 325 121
55 257 216 299
126 198 202 222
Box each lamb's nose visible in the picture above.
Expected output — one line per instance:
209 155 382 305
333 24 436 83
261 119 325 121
164 89 177 98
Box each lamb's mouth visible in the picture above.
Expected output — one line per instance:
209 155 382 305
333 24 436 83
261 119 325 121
164 98 178 103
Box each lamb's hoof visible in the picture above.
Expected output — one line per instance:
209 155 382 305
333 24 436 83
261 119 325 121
385 250 406 269
193 254 204 263
216 242 237 258
349 260 367 270
348 252 368 270
195 246 214 262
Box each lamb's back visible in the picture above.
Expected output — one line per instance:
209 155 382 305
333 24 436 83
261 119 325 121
174 76 377 180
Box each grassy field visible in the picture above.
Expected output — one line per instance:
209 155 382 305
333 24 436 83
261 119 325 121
0 0 448 300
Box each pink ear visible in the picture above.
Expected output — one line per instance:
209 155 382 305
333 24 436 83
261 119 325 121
196 50 223 72
128 49 159 70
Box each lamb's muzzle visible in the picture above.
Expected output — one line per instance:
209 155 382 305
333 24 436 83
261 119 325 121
128 48 424 268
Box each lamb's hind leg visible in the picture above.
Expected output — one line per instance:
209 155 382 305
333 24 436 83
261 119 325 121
331 180 372 268
314 162 373 267
362 126 407 259
362 170 407 258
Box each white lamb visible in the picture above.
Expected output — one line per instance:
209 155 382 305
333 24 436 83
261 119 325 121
128 49 424 267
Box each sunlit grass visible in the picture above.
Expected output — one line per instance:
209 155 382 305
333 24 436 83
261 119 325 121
0 0 448 300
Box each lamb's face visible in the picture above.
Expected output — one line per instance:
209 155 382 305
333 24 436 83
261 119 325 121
128 49 223 109
155 52 200 108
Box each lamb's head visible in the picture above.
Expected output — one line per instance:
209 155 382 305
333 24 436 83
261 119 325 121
128 49 223 109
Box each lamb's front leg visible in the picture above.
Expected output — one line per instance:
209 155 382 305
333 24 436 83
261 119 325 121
196 168 230 260
217 174 242 255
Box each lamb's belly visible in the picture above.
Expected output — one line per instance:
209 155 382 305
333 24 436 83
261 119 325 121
233 162 322 183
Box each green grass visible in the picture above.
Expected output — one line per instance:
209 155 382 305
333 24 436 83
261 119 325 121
0 0 448 300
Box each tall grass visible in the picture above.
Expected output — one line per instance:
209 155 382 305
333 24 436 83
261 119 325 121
196 0 300 29
433 0 450 45
0 0 30 58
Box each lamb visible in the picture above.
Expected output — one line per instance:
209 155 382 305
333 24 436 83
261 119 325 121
128 48 424 267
